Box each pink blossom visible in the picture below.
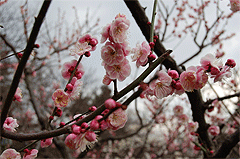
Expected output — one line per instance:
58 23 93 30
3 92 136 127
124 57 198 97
208 125 220 136
225 59 236 68
188 122 199 133
178 114 189 123
101 23 111 43
41 137 53 148
78 34 98 51
200 53 222 74
104 58 131 81
0 149 21 159
65 133 97 152
23 149 38 159
85 131 97 142
61 60 84 80
90 119 100 130
13 87 22 102
179 66 208 91
230 0 240 12
70 41 92 57
65 133 78 149
131 41 151 67
101 42 125 66
3 117 19 132
106 108 127 130
52 89 70 107
109 14 130 43
173 105 184 116
66 78 83 100
149 70 173 99
214 65 232 82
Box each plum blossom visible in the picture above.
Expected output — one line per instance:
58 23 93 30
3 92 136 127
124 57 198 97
110 14 130 43
214 65 232 82
173 105 184 116
13 87 22 102
66 77 83 100
23 149 38 159
78 34 98 51
61 60 84 80
0 149 21 159
52 89 70 107
101 23 111 43
200 53 222 74
208 125 220 136
180 66 208 92
65 132 97 152
3 117 19 132
131 41 151 67
178 114 189 123
106 108 127 130
70 41 92 57
149 70 173 99
101 42 125 66
41 137 53 148
188 122 199 133
104 58 131 81
230 0 240 12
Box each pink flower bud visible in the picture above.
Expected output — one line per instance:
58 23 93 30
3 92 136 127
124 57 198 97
101 109 110 115
41 137 53 148
89 106 97 112
81 122 89 128
66 84 73 91
225 59 236 68
17 53 23 58
60 122 65 127
55 107 62 117
104 98 116 109
90 120 99 130
168 70 179 79
72 125 81 135
149 42 155 48
85 131 97 142
95 115 103 120
148 54 156 62
100 120 108 131
84 51 91 57
34 44 40 48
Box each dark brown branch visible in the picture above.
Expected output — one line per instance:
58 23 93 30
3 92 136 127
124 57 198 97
205 92 240 107
124 0 214 155
210 128 239 158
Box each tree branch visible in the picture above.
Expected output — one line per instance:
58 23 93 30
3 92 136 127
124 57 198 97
211 127 240 158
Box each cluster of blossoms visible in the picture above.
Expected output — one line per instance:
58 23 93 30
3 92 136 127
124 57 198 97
52 34 98 108
141 70 185 99
180 53 236 92
101 14 131 84
0 148 38 159
65 98 127 152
